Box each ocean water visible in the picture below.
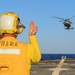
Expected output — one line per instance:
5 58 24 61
41 54 75 60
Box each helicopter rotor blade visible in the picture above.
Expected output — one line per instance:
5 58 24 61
59 19 65 22
69 16 75 19
52 16 65 20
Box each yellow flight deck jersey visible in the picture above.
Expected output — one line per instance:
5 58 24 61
0 35 41 75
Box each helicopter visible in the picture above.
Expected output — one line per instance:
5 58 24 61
52 16 75 30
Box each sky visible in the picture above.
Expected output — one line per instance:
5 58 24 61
0 0 75 54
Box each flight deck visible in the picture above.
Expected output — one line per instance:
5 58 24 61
31 57 75 75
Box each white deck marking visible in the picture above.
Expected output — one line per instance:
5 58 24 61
49 68 68 71
52 56 66 75
31 71 37 74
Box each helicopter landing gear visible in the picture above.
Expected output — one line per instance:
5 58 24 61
65 27 74 30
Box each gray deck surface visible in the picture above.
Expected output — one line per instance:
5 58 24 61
31 59 75 75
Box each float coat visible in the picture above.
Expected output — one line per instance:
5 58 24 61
0 35 41 75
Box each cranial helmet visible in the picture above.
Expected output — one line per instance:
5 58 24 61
0 12 25 34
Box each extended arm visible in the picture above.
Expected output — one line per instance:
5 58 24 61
28 21 41 63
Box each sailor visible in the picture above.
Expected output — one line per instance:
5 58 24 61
0 12 41 75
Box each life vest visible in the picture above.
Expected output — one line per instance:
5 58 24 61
0 38 29 75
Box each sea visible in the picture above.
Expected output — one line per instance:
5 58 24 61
41 54 75 60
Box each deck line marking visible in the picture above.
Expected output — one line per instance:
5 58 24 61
52 57 66 75
49 68 68 71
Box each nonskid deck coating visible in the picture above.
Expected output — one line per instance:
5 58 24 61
31 59 75 75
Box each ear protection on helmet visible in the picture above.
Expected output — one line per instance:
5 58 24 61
16 21 25 34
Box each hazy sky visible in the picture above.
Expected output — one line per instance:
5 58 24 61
0 0 75 54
